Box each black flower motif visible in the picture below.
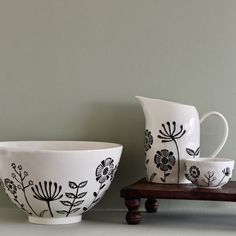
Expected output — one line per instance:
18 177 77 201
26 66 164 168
4 178 17 195
9 162 37 216
154 149 175 171
32 181 63 217
144 129 153 155
158 121 186 184
189 166 200 179
223 167 231 177
84 157 116 213
96 158 114 183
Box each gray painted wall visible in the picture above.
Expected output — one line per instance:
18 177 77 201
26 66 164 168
0 0 236 210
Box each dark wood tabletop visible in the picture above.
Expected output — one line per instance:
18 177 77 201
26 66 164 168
121 178 236 202
120 178 236 224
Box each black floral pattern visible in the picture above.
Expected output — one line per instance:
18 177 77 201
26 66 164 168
185 166 232 188
189 166 200 179
154 149 175 171
4 178 17 195
144 129 153 155
31 181 63 217
3 159 118 218
154 149 175 182
96 158 114 183
158 121 186 184
83 157 117 212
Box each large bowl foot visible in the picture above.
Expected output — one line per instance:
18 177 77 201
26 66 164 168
28 215 82 225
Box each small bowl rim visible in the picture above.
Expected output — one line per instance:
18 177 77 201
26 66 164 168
185 157 234 164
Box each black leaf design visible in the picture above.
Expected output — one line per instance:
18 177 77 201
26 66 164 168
69 181 78 189
93 198 101 203
70 208 80 214
161 177 165 182
73 200 84 206
165 173 170 177
60 201 72 206
65 192 76 198
100 184 106 190
195 147 200 156
150 173 157 182
186 148 195 156
186 147 200 158
77 192 87 198
78 181 88 188
56 210 68 215
39 210 48 217
58 180 88 217
93 192 98 197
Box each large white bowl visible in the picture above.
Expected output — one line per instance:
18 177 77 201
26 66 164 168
184 157 234 188
0 141 122 225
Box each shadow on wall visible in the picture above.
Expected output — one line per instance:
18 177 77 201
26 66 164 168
78 101 146 209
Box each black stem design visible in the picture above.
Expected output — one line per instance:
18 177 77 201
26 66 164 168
215 175 226 188
157 121 186 184
47 201 53 217
13 195 31 215
12 165 38 216
202 171 216 187
173 139 180 184
32 181 63 218
215 168 230 187
83 183 103 212
66 187 79 217
57 180 87 217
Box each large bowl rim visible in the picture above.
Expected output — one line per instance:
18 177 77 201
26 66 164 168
0 141 123 153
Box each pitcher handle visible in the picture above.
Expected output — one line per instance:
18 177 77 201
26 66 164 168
200 111 228 158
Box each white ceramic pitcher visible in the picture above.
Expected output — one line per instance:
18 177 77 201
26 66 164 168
136 96 228 184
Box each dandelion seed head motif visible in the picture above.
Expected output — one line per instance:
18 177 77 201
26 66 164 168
32 181 63 217
158 121 186 142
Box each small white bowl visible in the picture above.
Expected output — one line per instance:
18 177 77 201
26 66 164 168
0 141 122 225
184 157 234 188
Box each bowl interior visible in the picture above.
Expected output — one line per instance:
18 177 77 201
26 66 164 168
0 141 122 152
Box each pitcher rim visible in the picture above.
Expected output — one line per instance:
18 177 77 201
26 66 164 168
135 96 195 108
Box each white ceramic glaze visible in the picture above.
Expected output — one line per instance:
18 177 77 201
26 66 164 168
136 96 228 184
184 158 234 188
0 141 123 225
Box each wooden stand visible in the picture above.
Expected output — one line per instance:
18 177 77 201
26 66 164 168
120 178 236 224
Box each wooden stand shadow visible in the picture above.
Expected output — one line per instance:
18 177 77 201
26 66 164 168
120 178 236 224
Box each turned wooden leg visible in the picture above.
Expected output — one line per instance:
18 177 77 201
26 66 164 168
145 199 159 213
125 198 141 224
